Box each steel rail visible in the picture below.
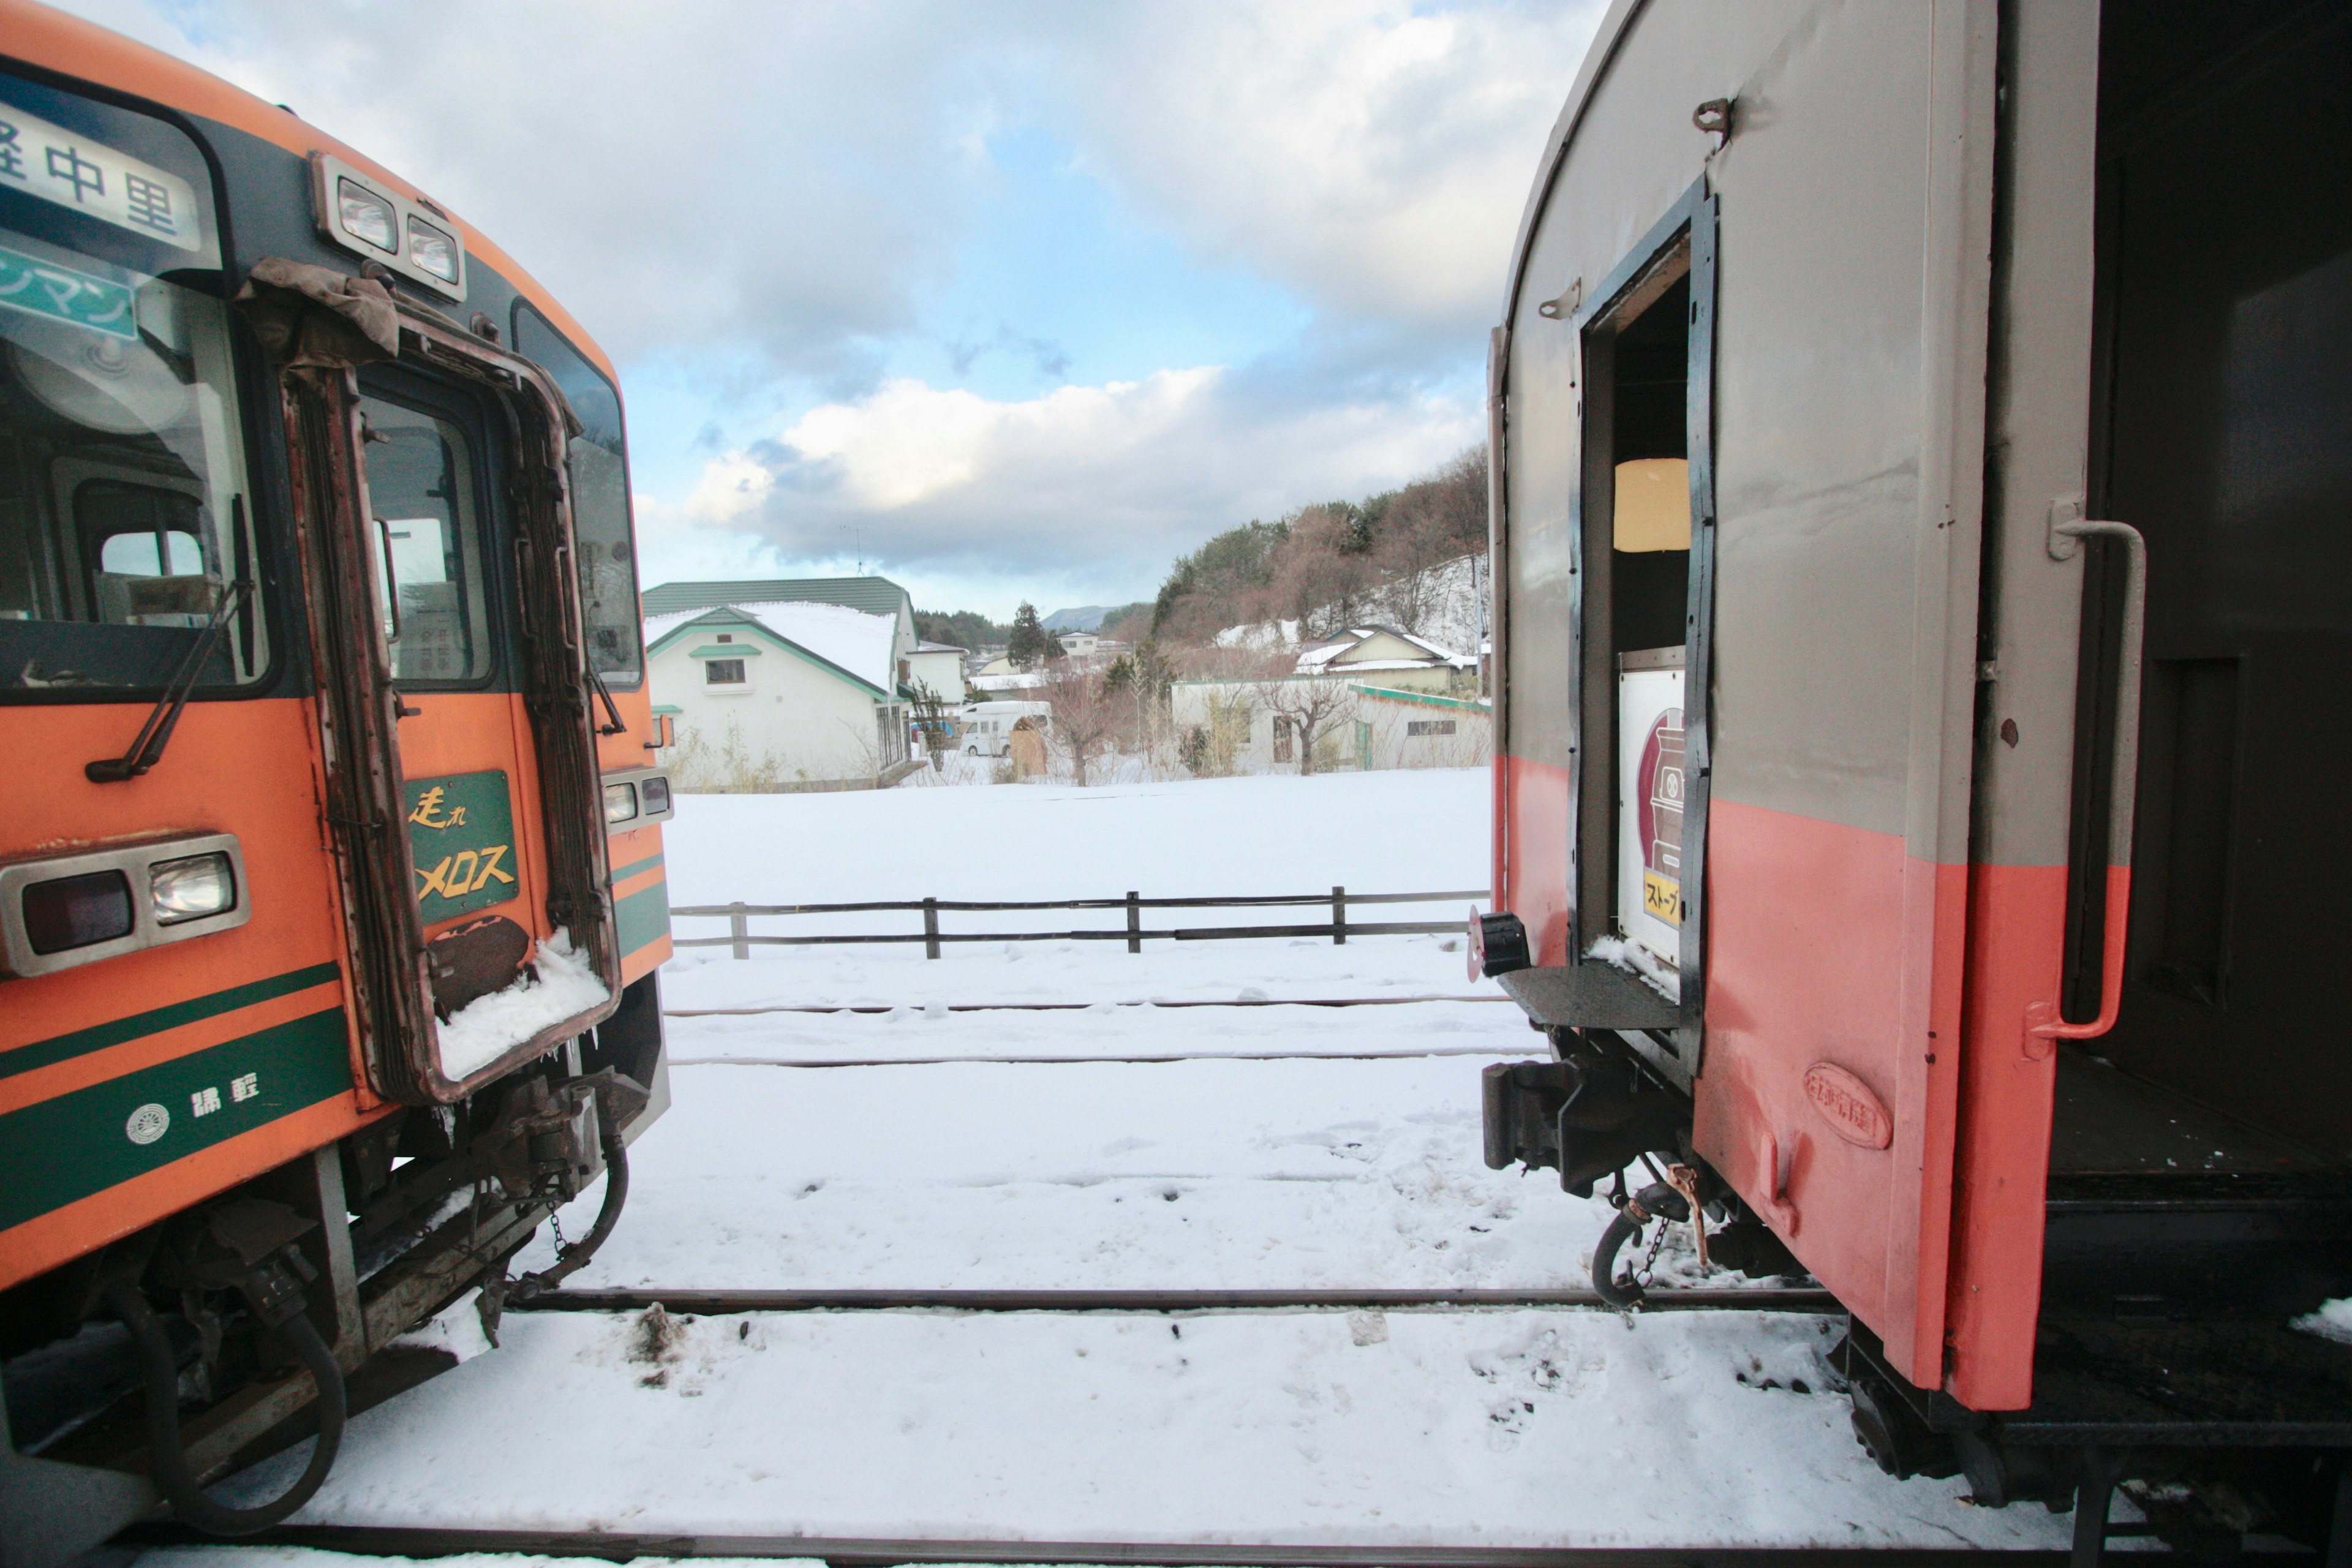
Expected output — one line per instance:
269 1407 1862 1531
114 1523 2084 1566
508 1286 1839 1314
663 995 1512 1017
668 1047 1531 1069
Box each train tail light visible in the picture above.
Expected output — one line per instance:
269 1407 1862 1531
23 870 135 954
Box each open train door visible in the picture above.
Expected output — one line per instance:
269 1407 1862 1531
252 262 622 1106
1492 1 2109 1409
1678 2 2106 1411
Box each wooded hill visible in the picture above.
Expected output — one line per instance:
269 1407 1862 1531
1133 445 1488 648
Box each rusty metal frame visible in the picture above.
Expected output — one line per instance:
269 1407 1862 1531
282 304 620 1106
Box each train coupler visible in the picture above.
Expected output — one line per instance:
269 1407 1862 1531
1480 1054 1687 1197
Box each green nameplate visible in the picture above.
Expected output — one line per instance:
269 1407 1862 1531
404 770 520 921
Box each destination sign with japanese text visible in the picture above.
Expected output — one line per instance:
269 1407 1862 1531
0 98 203 252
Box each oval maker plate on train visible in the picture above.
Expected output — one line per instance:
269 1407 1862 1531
1803 1062 1892 1150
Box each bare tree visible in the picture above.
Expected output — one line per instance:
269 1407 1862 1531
1038 663 1119 786
1267 504 1375 640
1251 674 1358 777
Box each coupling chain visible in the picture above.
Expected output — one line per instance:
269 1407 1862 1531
1634 1215 1671 1287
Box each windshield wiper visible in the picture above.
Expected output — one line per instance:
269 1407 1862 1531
86 577 254 783
587 662 627 736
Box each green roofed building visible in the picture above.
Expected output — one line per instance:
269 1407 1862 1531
642 577 925 791
639 576 914 637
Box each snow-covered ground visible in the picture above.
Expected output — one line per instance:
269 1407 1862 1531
167 771 2085 1558
661 769 1494 1012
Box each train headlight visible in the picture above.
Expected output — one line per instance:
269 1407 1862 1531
149 853 237 925
337 178 398 253
22 870 135 955
603 782 638 825
639 775 671 816
405 216 459 283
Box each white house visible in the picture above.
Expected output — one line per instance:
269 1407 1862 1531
643 577 923 790
1292 626 1476 695
1169 676 1490 775
907 641 968 705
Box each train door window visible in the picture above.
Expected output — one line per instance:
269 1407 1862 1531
0 73 268 695
357 394 492 684
512 303 641 688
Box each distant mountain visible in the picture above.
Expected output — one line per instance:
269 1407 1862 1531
1042 605 1112 631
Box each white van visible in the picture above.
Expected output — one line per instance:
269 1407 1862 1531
958 700 1052 758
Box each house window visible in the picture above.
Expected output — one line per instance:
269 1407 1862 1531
705 658 747 686
1272 716 1295 763
1407 718 1457 737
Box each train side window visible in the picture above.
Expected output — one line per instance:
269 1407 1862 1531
511 303 643 690
358 394 494 685
78 480 210 627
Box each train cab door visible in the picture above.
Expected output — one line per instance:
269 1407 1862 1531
355 366 572 1088
271 282 619 1106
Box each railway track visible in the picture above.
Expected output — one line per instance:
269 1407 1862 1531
116 1521 2106 1566
508 1286 1840 1314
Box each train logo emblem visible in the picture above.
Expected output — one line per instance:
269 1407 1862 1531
1636 709 1685 925
124 1102 170 1146
1803 1063 1893 1150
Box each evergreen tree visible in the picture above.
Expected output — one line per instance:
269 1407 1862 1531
1007 601 1052 670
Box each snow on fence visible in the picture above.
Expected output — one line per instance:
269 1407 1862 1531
671 888 1488 960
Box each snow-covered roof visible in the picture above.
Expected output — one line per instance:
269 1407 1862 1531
915 640 968 654
642 608 704 648
1294 626 1470 673
734 601 899 692
646 600 902 694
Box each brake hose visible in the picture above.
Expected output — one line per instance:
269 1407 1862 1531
1591 1180 1690 1309
510 1111 630 1300
104 1277 347 1534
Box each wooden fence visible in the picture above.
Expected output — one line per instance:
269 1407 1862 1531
671 888 1487 960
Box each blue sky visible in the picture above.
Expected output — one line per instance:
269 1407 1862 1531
64 0 1603 619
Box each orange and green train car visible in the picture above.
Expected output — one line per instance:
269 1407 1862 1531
0 4 673 1558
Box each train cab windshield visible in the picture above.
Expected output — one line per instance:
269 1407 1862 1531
0 74 265 696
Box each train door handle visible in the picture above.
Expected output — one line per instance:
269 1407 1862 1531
2027 513 2148 1058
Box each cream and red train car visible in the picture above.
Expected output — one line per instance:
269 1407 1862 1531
1474 0 2352 1551
0 5 674 1561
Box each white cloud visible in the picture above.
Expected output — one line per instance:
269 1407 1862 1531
660 366 1477 606
59 0 1598 371
1055 1 1603 343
